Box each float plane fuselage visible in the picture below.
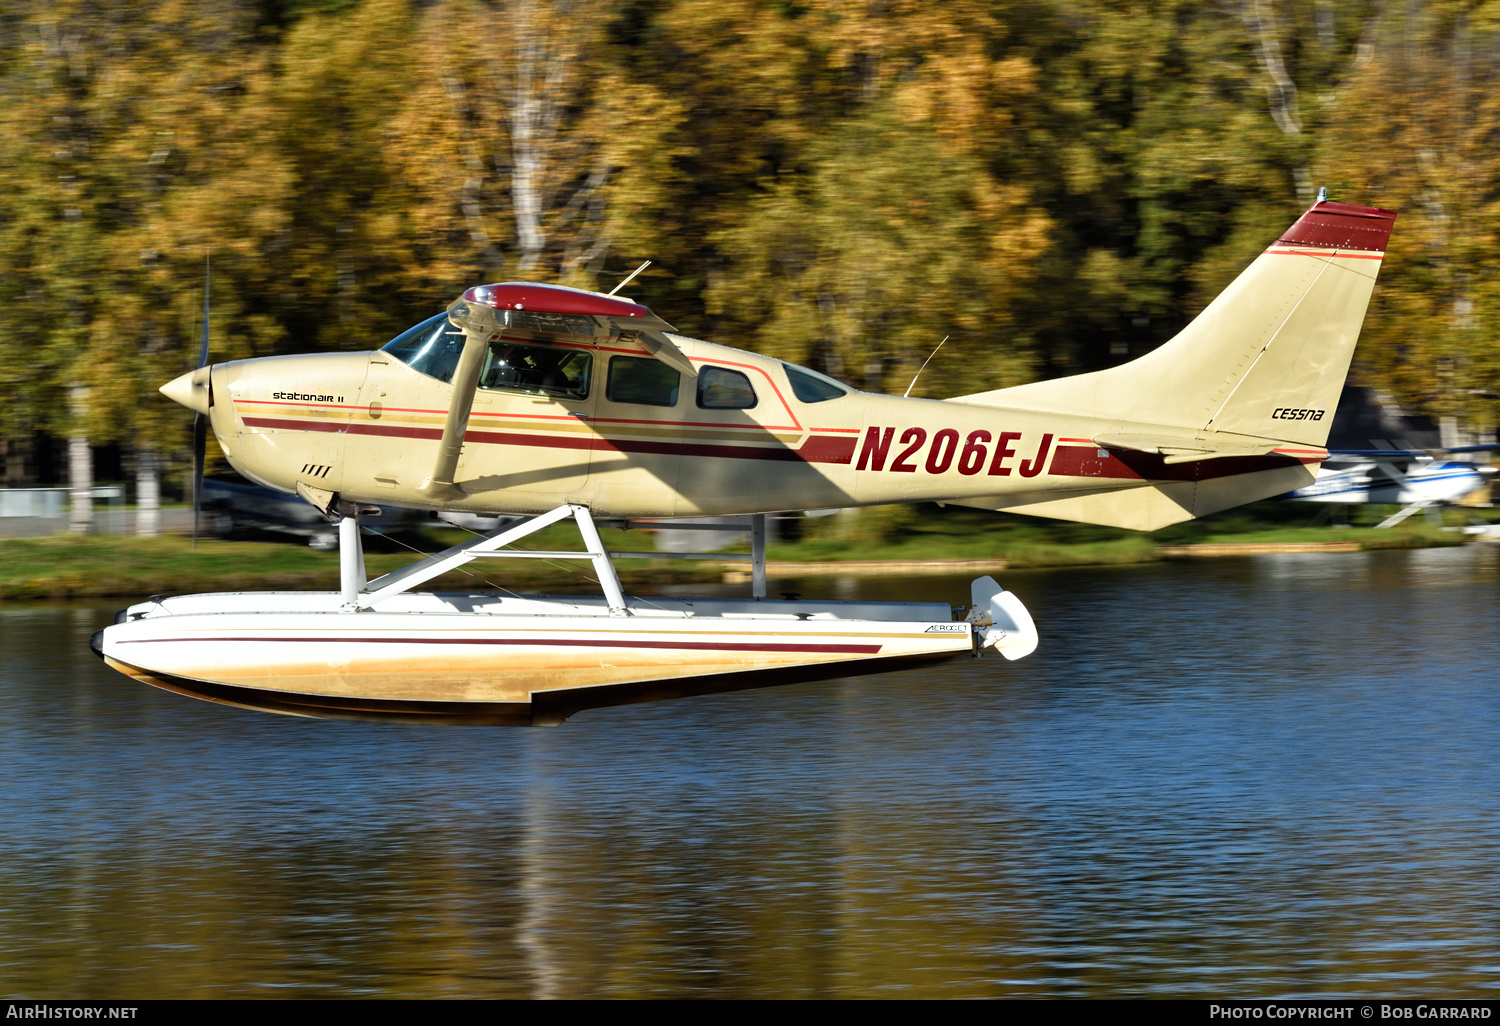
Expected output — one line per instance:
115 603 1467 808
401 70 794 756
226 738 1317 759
163 200 1397 532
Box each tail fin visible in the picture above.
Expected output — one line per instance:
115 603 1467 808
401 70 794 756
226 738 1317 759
954 200 1396 449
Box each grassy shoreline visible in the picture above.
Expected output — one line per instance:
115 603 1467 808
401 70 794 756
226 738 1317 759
0 501 1478 601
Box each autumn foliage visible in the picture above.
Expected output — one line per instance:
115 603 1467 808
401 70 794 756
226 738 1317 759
1 0 1495 465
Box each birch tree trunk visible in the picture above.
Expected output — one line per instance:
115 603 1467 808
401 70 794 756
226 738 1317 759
493 0 609 278
1241 0 1313 203
68 439 93 534
136 444 160 537
508 0 554 273
68 384 92 534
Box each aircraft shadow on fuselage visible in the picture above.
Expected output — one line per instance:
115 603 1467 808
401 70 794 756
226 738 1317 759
457 457 594 494
456 406 859 512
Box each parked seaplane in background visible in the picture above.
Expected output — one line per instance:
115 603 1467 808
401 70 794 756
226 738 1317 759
95 197 1397 724
1286 447 1497 527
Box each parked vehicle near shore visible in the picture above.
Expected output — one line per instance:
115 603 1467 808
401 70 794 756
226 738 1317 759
202 477 422 549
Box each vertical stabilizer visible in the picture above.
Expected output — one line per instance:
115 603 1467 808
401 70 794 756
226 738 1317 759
953 201 1397 449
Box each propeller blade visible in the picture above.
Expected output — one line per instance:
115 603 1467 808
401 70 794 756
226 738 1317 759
192 252 210 548
197 252 211 370
192 411 206 548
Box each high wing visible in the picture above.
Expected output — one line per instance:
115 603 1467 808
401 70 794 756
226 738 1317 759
1091 429 1287 464
422 282 695 499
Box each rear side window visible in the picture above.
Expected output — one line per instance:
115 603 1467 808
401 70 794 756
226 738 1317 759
784 362 848 403
697 366 757 409
607 356 680 407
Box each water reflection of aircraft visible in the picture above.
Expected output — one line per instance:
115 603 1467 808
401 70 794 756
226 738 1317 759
97 198 1397 723
1286 449 1498 527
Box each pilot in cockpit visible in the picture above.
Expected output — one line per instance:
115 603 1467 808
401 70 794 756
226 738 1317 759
382 313 591 399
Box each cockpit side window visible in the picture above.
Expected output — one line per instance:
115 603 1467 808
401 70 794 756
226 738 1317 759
697 366 757 409
382 313 464 384
607 355 680 407
480 342 591 400
784 362 849 403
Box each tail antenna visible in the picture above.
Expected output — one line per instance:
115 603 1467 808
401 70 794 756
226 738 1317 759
903 336 950 398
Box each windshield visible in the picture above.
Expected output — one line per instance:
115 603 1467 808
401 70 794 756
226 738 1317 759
382 313 464 383
383 314 592 398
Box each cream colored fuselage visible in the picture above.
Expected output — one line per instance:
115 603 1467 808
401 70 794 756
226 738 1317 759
205 329 1319 528
180 202 1398 531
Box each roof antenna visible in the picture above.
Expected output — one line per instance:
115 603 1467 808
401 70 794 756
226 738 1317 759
1316 186 1327 204
607 260 651 296
903 336 949 398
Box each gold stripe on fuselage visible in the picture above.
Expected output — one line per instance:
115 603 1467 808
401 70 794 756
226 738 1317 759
236 401 808 446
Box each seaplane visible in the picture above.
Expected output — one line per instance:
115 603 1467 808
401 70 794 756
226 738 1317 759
1286 448 1497 527
94 196 1396 724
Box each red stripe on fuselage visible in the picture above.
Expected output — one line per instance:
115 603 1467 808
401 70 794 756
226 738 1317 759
243 415 354 435
238 416 855 464
1048 444 1319 482
237 401 803 432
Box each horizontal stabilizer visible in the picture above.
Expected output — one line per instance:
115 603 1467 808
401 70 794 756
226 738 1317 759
955 461 1318 530
1093 431 1288 464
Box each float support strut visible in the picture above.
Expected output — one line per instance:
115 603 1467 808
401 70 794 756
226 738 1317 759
750 513 767 600
339 514 366 609
360 503 627 615
574 506 628 614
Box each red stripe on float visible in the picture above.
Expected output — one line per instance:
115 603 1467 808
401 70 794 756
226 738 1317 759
122 636 885 654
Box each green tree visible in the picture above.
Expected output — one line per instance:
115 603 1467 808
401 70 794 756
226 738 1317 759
1317 0 1500 436
0 0 291 511
708 106 1046 396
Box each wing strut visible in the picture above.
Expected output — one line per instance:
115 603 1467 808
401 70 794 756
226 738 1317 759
1375 502 1434 529
420 328 490 500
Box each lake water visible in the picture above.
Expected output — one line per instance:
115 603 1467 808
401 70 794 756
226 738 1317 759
3 546 1499 998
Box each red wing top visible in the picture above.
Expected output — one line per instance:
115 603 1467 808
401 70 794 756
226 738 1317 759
449 282 675 343
461 282 653 321
444 281 690 377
